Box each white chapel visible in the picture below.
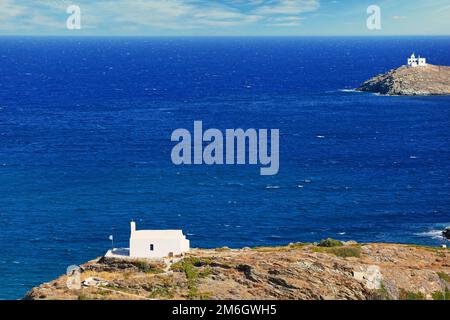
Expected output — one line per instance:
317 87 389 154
129 221 190 259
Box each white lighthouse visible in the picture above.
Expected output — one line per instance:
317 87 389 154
407 53 427 68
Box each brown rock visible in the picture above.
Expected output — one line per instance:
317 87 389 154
357 64 450 96
24 243 450 300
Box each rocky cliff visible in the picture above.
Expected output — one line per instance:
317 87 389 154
357 64 450 96
25 242 450 300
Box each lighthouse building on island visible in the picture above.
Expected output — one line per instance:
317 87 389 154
407 53 427 68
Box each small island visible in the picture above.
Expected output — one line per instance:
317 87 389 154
25 241 450 300
357 54 450 96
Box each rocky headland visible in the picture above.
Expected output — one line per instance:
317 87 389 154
25 241 450 300
357 64 450 96
444 228 450 240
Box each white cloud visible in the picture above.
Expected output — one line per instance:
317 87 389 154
269 22 301 26
0 0 321 33
266 15 304 27
108 0 319 29
0 0 25 19
0 0 68 32
435 4 450 13
254 0 320 15
97 0 257 29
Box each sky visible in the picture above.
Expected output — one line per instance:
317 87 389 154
0 0 449 36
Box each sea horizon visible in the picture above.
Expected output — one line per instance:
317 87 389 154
1 35 450 38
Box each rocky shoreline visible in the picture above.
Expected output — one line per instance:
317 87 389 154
357 64 450 96
25 241 449 300
443 228 450 240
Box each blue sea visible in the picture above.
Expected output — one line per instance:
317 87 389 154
0 37 449 299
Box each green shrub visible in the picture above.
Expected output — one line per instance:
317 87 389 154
312 245 361 258
183 261 197 281
189 257 212 267
437 272 450 283
318 238 344 247
97 290 110 296
399 290 425 300
149 286 174 299
288 242 307 249
432 288 450 300
133 260 164 274
199 266 212 278
329 246 361 258
170 261 184 272
375 282 391 300
170 257 212 300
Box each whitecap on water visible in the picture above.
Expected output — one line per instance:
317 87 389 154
226 182 244 186
416 230 446 240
